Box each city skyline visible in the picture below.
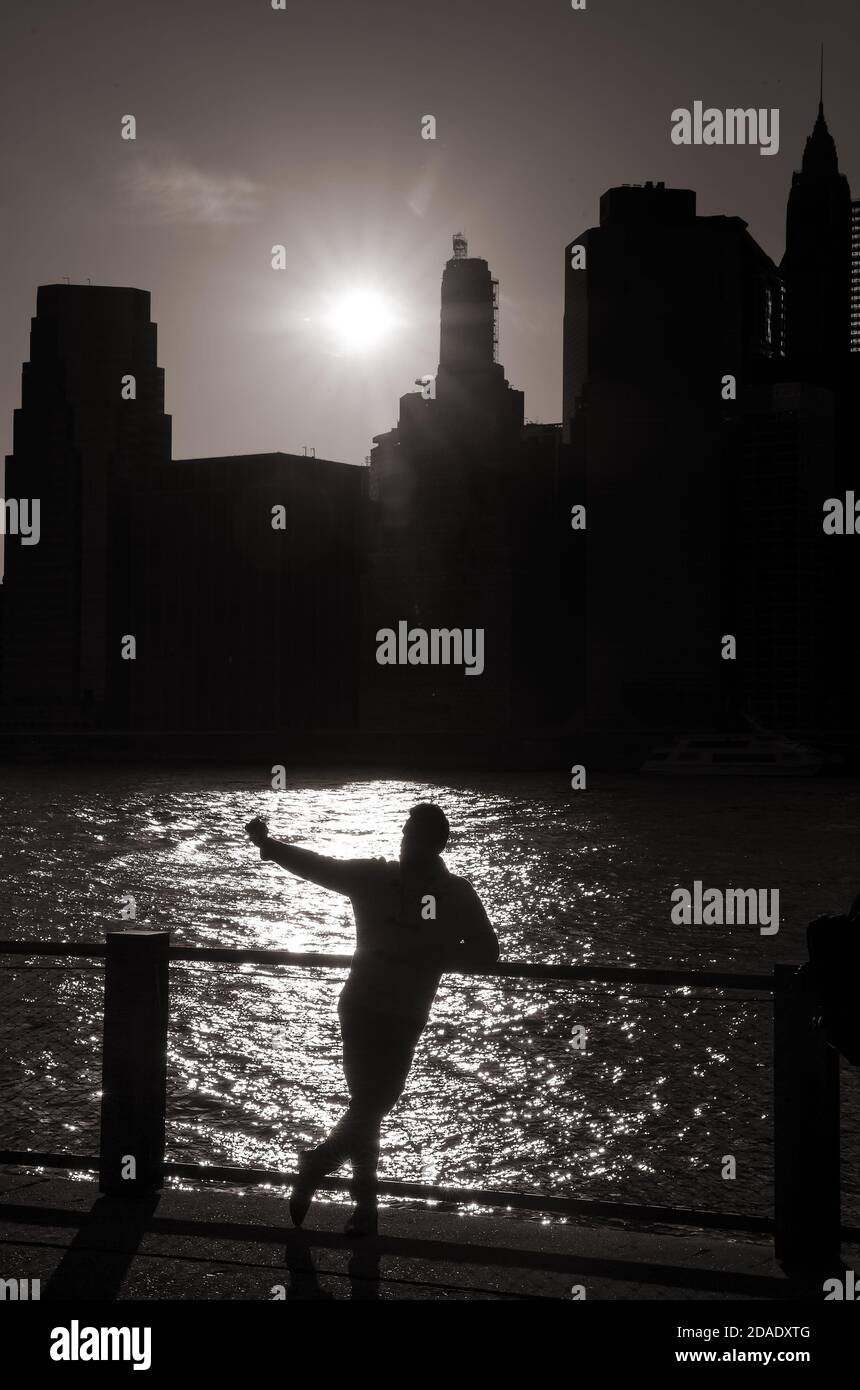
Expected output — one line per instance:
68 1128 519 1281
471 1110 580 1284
3 88 855 754
3 95 855 481
2 5 858 758
1 0 857 471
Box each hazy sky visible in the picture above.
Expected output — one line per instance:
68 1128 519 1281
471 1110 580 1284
1 0 857 467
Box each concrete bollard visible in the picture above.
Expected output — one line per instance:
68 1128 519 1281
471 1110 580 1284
99 928 170 1197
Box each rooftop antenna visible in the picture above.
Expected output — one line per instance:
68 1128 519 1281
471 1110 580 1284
819 42 824 114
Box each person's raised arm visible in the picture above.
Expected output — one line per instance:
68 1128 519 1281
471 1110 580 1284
245 818 363 895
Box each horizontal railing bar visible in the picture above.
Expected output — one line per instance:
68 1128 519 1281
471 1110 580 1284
164 1163 778 1231
171 946 353 967
0 940 774 989
0 942 108 959
0 1150 100 1171
0 1149 772 1231
6 1149 859 1243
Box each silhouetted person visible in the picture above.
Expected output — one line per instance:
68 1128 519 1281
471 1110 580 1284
245 803 499 1236
805 893 860 1065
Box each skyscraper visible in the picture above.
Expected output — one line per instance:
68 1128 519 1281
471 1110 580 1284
1 284 171 726
433 233 522 438
781 99 852 375
563 184 783 735
564 182 783 443
851 200 860 353
363 236 567 745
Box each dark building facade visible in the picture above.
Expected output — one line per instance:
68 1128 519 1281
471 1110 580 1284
1 284 364 737
564 184 785 734
363 236 570 740
2 284 172 727
720 382 838 730
781 101 853 379
128 452 364 733
563 182 784 444
851 199 860 354
778 102 860 735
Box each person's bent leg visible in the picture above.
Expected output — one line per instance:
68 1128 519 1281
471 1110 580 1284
340 1008 424 1236
289 1011 360 1226
303 1111 355 1173
343 1117 382 1237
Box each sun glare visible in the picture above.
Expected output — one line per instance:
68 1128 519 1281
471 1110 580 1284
327 289 396 353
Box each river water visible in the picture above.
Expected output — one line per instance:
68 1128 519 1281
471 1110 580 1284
1 766 858 1221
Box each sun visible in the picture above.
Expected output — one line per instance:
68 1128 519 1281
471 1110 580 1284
326 289 396 353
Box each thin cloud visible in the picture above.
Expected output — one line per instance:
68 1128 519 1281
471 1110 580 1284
119 162 261 225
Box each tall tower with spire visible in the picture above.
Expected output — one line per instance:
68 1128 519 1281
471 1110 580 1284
362 236 548 738
434 234 523 437
781 60 852 374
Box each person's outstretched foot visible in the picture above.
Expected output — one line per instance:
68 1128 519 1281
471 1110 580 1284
289 1151 326 1228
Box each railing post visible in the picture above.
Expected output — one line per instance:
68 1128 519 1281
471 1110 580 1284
99 928 170 1197
773 963 840 1264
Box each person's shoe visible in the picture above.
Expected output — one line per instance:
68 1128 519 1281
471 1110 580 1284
289 1151 326 1228
344 1196 378 1238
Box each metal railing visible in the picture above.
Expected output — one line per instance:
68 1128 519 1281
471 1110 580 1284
0 932 851 1263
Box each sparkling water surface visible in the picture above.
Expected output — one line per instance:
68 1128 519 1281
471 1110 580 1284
1 767 858 1220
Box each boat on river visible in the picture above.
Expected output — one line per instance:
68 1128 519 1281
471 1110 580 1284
640 729 822 775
